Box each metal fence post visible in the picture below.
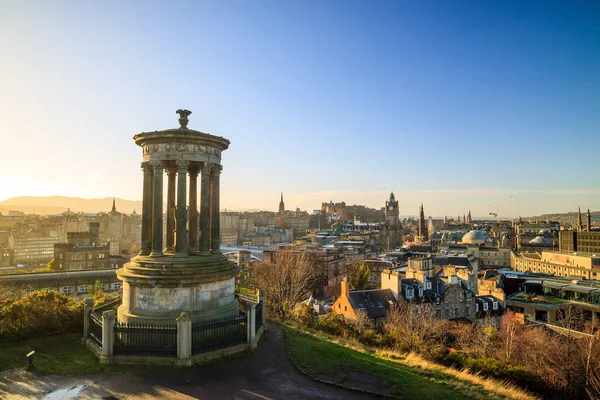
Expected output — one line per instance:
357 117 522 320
100 310 115 365
176 312 192 366
82 298 94 344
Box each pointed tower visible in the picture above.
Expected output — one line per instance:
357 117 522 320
418 204 428 241
385 191 399 225
467 210 472 224
463 214 466 224
578 207 583 232
279 192 285 213
587 209 592 232
112 198 117 213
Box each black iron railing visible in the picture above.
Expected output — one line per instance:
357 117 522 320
191 313 247 355
113 322 177 357
89 312 103 348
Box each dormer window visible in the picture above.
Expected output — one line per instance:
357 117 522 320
418 288 423 297
483 302 488 311
426 280 432 290
493 301 498 310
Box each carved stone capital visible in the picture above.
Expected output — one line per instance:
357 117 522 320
188 165 200 177
176 160 190 171
166 167 177 176
141 162 152 172
211 164 222 175
149 160 163 171
201 163 212 176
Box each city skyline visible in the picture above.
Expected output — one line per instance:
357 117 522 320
1 1 599 217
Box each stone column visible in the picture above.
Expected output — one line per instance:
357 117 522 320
82 297 94 344
210 165 222 253
140 162 153 256
188 166 199 253
100 310 115 365
246 302 256 348
175 160 189 257
166 167 177 252
150 161 164 257
199 164 211 255
176 312 192 366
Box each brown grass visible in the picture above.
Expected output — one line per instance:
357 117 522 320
277 319 539 400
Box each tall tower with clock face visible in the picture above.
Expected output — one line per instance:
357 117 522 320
385 192 399 225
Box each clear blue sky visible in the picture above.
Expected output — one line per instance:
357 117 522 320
1 0 599 217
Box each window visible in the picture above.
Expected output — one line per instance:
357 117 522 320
476 303 479 312
454 307 459 317
61 286 73 295
426 280 432 290
493 301 498 310
444 309 450 317
483 302 488 311
79 286 88 293
418 288 423 297
344 306 347 311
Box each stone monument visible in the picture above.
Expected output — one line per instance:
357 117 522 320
116 110 239 324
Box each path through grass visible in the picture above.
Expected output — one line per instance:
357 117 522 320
284 326 516 399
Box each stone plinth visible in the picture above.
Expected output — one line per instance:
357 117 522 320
117 253 239 324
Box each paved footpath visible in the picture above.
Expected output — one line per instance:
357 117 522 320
0 327 380 400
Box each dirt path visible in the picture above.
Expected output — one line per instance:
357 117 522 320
0 327 380 400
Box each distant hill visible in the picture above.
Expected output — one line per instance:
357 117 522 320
0 196 142 215
527 211 598 224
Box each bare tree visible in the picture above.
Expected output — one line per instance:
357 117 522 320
499 311 522 363
248 251 317 319
383 301 448 356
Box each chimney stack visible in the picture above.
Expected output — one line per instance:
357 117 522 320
341 277 350 297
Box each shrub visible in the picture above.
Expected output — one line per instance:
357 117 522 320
317 313 358 338
0 290 84 342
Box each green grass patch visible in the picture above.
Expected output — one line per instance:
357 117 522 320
283 326 502 399
0 333 175 374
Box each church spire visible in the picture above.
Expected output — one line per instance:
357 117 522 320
578 207 583 231
587 209 592 232
112 198 116 213
279 192 285 213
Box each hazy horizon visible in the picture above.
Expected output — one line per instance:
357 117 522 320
1 1 599 217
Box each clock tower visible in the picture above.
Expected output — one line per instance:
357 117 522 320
385 191 399 225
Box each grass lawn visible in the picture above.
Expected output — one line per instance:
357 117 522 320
0 333 173 374
284 327 508 400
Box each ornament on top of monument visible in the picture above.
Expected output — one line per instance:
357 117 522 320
176 109 192 129
176 160 190 171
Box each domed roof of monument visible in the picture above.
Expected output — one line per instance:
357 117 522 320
134 109 230 150
461 230 486 244
529 236 550 245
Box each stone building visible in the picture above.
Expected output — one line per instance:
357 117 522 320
9 233 57 265
559 230 600 254
116 110 239 324
511 250 600 280
53 223 110 271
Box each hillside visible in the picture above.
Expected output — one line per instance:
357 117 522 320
0 196 142 215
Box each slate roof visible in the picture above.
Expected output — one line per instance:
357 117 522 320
433 256 472 267
347 289 397 319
